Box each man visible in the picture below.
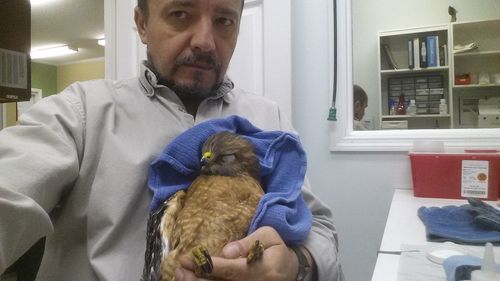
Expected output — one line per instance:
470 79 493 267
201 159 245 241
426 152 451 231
353 85 368 130
0 0 344 280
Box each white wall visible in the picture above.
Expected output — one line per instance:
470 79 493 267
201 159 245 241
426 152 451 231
292 1 500 280
353 0 500 129
291 2 408 280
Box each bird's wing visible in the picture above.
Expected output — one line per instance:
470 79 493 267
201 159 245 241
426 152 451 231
142 190 187 281
161 190 187 253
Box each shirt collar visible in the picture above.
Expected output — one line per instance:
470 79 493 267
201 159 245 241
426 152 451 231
138 61 235 103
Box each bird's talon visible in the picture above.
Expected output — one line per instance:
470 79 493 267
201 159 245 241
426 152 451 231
192 245 213 275
246 240 264 264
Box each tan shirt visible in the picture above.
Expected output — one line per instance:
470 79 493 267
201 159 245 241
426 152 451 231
0 64 343 280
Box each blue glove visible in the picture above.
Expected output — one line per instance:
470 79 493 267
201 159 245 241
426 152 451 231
466 198 500 232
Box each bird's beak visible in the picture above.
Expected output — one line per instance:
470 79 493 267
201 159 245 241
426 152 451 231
200 156 208 166
200 151 212 166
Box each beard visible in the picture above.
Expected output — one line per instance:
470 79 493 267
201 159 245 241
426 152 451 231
147 52 223 100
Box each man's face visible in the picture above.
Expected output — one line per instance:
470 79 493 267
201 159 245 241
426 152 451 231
135 0 242 98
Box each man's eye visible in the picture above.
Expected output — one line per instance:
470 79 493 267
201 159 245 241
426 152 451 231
217 17 234 26
170 10 188 19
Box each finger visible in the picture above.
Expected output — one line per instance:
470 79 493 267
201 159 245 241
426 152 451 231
210 256 250 280
178 255 196 271
222 240 248 258
175 267 197 281
222 226 281 258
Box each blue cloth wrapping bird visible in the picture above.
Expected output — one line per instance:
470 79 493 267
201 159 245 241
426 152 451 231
148 115 312 245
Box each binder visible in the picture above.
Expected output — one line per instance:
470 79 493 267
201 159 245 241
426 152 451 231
419 38 427 68
435 36 440 67
441 44 448 66
426 36 437 67
408 39 414 69
413 38 420 70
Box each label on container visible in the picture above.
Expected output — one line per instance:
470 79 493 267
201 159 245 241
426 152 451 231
461 160 489 198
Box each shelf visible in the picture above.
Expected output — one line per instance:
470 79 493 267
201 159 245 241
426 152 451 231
454 50 500 58
453 84 500 89
382 114 451 119
381 66 449 75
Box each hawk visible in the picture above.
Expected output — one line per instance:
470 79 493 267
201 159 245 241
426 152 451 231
143 131 265 280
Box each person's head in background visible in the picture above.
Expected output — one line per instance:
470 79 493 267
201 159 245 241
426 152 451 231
353 84 368 121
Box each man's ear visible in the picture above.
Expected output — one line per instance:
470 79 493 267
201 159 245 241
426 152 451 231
353 100 362 110
134 7 148 44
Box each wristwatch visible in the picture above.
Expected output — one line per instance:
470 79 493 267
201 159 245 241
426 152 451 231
290 246 312 281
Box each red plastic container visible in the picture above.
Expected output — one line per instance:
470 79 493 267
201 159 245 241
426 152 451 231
410 152 500 200
455 74 471 85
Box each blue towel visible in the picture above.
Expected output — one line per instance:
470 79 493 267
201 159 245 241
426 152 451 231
443 255 500 281
148 115 312 245
418 205 500 245
443 255 481 281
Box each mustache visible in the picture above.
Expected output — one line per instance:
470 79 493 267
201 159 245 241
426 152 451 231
176 53 221 68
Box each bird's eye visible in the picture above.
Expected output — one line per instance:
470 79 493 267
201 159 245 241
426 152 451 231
221 154 236 162
203 151 212 159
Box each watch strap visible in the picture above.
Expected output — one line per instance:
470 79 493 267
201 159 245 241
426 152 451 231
290 246 312 281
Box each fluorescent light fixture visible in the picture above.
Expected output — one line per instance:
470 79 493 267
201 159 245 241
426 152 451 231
30 0 58 5
98 39 106 46
31 45 78 59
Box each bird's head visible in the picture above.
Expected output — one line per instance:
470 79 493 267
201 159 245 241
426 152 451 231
200 131 260 180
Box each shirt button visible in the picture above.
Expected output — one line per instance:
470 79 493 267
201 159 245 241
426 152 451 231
178 107 186 112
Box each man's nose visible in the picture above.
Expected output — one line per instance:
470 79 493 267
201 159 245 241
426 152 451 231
190 18 216 53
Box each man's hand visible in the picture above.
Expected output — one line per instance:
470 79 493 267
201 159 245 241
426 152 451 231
174 226 299 281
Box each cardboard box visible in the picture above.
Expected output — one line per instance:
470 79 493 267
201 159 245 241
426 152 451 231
410 152 500 200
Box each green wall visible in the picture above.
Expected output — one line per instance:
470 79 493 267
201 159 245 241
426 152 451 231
31 62 57 97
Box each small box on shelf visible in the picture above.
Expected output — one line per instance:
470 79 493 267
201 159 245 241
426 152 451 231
455 73 471 85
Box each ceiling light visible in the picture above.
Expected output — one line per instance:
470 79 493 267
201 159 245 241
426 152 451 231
31 45 78 59
30 0 58 5
98 39 106 46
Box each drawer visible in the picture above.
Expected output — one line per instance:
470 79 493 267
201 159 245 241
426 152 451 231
402 78 414 84
416 89 430 95
416 95 429 102
417 108 429 114
416 83 429 89
402 83 415 90
416 102 428 108
389 78 402 85
429 82 443 89
429 88 444 95
389 90 402 97
415 77 428 84
429 94 443 101
390 84 402 91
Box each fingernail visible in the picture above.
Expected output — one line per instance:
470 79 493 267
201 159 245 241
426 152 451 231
223 243 240 258
175 268 184 281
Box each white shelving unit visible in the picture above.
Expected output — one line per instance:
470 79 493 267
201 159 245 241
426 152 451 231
451 18 500 128
378 24 451 130
377 19 500 129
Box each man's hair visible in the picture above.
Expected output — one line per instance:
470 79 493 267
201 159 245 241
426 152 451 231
137 0 245 18
137 0 148 17
353 84 368 105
